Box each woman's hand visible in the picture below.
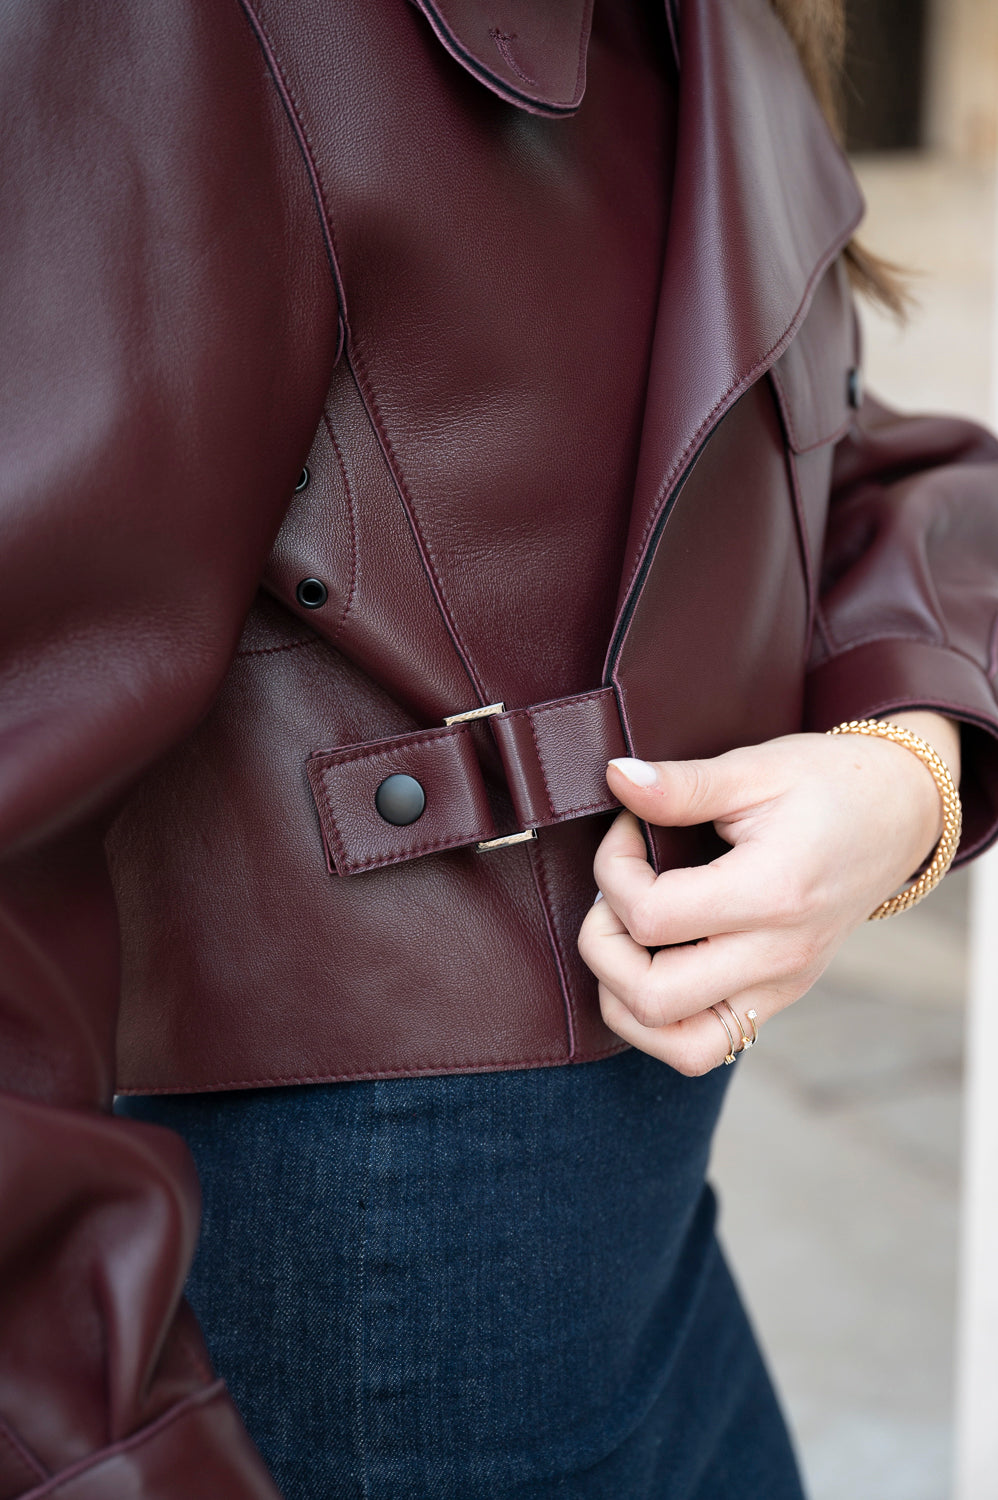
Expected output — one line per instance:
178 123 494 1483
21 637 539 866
577 711 961 1076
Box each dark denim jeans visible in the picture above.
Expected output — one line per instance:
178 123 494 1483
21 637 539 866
119 1049 805 1499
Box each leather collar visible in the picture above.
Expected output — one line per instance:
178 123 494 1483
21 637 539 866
610 0 864 628
410 0 594 115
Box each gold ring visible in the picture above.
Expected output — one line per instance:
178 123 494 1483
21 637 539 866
710 1005 738 1065
746 1008 759 1045
719 999 752 1052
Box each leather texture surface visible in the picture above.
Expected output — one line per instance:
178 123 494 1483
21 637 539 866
4 0 998 1493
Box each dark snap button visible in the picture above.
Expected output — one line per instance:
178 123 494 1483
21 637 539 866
847 366 863 410
295 467 310 492
375 773 426 826
296 577 327 609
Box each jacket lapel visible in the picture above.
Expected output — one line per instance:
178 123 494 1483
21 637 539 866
610 0 864 643
410 0 594 116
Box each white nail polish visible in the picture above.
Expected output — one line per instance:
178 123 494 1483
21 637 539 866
609 756 658 787
593 889 604 903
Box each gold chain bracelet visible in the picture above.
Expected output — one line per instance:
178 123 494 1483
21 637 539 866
827 719 962 921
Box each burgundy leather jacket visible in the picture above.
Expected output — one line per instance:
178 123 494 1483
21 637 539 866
3 0 998 1493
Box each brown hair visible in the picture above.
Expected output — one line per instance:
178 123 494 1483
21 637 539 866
769 0 909 315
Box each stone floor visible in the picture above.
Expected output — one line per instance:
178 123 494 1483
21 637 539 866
710 153 996 1500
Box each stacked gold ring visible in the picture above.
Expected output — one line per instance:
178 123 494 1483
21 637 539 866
710 1002 760 1065
711 1005 738 1065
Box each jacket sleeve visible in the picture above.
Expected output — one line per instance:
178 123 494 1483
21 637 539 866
805 389 998 862
0 4 338 1495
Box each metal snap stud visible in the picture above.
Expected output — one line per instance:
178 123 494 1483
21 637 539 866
375 773 426 826
296 577 328 609
296 467 310 492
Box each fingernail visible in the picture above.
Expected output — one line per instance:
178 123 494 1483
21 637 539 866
593 889 604 904
609 756 658 788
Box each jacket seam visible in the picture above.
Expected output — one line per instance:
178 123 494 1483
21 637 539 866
489 29 538 87
837 694 998 724
768 362 852 454
810 632 992 678
540 795 617 822
525 712 555 821
20 1383 227 1500
345 345 487 701
315 725 463 765
529 689 611 715
618 231 861 615
416 0 590 116
321 826 485 876
783 446 817 654
236 0 349 330
525 842 578 1058
0 1419 47 1487
325 825 487 875
117 1048 632 1094
235 637 318 660
322 409 359 644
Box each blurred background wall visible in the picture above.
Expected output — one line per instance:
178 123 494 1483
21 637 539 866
710 6 998 1498
845 0 998 161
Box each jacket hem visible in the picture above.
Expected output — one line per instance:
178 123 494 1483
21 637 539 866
116 1040 631 1097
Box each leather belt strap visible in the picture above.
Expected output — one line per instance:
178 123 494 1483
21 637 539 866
491 689 627 827
307 686 627 876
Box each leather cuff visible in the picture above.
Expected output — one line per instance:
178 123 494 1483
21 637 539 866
805 636 998 863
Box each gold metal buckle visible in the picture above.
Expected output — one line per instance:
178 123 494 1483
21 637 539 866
443 701 505 726
476 828 537 853
442 701 536 852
